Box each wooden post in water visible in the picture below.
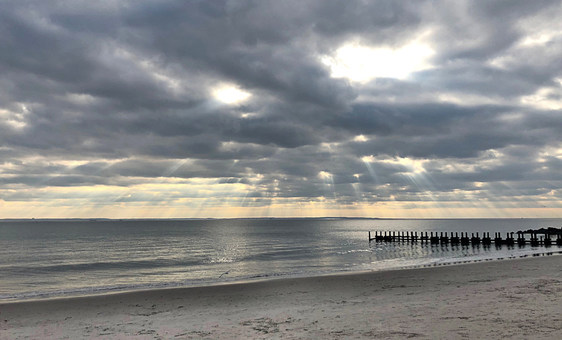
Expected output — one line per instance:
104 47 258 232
531 233 539 247
517 232 526 246
471 232 481 245
530 233 539 247
461 232 470 245
430 232 439 244
440 232 449 244
482 232 491 246
544 234 552 247
506 232 515 246
494 232 502 245
451 232 460 245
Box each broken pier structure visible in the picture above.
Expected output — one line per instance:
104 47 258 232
368 231 562 247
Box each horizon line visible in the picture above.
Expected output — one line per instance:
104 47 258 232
1 216 561 222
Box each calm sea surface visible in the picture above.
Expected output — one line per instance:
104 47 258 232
1 218 561 302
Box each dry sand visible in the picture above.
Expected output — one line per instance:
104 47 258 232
1 255 561 339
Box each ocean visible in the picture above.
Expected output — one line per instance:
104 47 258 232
1 218 561 302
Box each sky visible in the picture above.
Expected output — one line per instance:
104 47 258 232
1 0 562 219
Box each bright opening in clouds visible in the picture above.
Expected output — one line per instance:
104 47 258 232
353 135 368 142
322 38 434 82
0 0 561 218
212 85 252 104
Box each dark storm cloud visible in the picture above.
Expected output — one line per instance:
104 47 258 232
1 0 561 206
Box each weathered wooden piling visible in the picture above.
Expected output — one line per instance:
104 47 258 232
530 233 539 247
517 232 526 246
430 232 439 244
506 232 515 246
471 232 481 245
482 232 492 246
440 232 449 244
461 232 470 245
544 234 552 247
493 232 502 245
451 232 460 245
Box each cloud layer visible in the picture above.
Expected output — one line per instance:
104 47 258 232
1 0 561 217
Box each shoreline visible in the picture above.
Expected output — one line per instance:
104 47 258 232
3 249 561 305
2 255 561 339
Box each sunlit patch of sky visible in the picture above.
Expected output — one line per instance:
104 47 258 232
212 84 252 104
321 34 435 83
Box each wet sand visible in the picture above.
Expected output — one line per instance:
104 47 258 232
1 255 561 339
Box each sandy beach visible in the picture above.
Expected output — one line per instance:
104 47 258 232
1 255 561 339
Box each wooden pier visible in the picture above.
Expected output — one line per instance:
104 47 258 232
368 231 562 247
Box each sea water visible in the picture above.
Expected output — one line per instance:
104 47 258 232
1 218 561 302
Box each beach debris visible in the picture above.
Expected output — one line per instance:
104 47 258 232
240 317 280 334
219 271 230 278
